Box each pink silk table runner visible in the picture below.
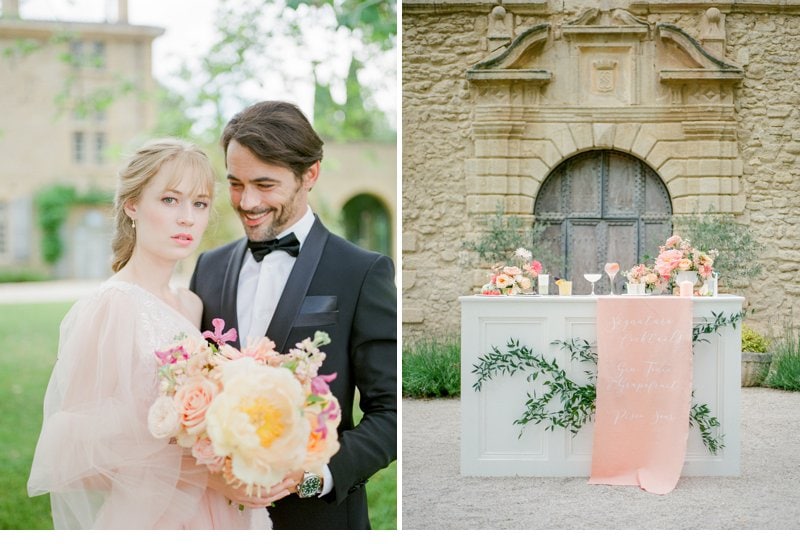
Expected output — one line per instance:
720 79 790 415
589 297 693 494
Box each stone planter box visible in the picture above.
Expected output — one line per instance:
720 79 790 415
741 352 771 387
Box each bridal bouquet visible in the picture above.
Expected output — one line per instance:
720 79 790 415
147 319 340 497
481 248 544 295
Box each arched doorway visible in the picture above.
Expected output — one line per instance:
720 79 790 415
534 150 672 294
341 194 392 257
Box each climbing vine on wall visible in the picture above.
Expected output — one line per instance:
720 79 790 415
35 184 112 264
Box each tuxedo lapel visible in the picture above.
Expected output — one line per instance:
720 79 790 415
266 217 329 352
222 238 248 349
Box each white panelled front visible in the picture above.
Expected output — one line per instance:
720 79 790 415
460 295 743 477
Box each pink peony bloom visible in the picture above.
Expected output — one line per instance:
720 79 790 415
526 260 543 275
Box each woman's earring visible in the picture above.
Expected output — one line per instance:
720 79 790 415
132 219 136 229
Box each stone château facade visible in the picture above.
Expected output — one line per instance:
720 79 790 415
402 0 800 340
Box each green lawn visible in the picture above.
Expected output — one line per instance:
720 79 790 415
0 301 396 529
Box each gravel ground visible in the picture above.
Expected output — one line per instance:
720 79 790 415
401 388 800 530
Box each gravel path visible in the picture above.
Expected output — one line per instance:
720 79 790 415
402 388 800 529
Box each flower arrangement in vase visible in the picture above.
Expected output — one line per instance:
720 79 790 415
623 263 666 294
654 235 718 294
480 248 544 295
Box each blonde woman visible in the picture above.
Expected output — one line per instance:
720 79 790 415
27 139 273 529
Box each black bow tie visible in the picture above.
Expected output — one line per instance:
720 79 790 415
247 233 301 262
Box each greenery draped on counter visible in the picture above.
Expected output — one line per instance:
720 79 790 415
472 311 747 455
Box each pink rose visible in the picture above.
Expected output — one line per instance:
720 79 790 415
503 266 522 276
174 376 220 435
665 235 682 247
192 437 226 473
677 258 693 271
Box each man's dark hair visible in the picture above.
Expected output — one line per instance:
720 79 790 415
221 101 324 179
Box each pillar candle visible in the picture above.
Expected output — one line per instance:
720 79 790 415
679 281 693 297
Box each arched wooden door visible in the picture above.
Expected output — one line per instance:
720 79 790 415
534 150 672 294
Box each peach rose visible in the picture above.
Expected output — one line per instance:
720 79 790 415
677 258 693 271
174 376 220 435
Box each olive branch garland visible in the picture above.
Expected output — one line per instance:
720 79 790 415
472 310 746 455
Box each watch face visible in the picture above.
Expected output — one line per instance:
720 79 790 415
298 474 322 498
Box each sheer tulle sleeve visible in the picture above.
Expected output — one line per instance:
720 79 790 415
27 287 209 529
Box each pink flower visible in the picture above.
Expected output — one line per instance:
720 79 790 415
174 376 220 435
503 266 522 276
665 235 682 248
677 258 693 271
311 373 337 396
526 260 543 276
155 345 189 366
192 437 226 473
202 318 238 346
495 274 512 289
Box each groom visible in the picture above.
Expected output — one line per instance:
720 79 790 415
190 101 397 529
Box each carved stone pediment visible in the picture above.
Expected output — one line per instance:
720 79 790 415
656 23 743 83
466 24 551 84
560 7 650 38
466 7 743 106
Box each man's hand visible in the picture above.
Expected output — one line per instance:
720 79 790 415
260 469 304 501
206 470 298 508
205 469 306 507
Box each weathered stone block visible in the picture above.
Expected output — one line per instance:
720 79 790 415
612 123 641 152
593 123 616 148
569 123 593 151
402 307 425 324
403 232 418 253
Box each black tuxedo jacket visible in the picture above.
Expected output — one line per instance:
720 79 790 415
189 217 396 529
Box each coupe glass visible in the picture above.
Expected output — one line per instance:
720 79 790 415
583 273 602 295
604 262 620 295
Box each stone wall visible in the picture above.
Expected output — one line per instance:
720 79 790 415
402 1 800 341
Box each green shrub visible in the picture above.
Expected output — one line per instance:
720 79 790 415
672 212 762 286
0 269 50 283
765 326 800 391
402 337 461 398
741 324 769 353
462 202 561 272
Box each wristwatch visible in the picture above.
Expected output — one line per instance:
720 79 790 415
296 471 323 498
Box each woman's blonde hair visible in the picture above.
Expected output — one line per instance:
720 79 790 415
111 138 216 272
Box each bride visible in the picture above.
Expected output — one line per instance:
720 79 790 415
27 139 276 529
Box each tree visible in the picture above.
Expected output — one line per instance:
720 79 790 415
166 0 396 145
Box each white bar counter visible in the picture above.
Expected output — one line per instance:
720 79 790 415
460 294 744 477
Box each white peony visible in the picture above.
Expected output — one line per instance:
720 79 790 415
205 361 310 492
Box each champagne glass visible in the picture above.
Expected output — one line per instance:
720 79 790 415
604 262 620 295
583 273 601 295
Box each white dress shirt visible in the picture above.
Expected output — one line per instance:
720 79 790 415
236 206 333 496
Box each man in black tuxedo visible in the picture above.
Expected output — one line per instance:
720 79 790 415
189 101 396 529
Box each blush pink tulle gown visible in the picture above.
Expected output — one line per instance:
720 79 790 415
28 281 270 529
